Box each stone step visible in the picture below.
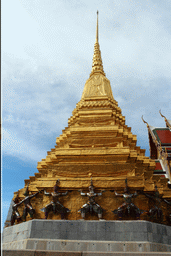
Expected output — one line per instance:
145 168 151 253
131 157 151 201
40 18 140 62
3 239 171 252
2 250 171 256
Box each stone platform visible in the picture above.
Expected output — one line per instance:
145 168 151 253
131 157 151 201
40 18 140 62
2 220 171 253
2 250 171 256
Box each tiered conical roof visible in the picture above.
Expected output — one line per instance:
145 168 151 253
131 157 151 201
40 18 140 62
36 12 158 190
13 12 171 223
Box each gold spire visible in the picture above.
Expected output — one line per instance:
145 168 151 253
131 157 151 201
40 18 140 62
90 11 105 77
96 10 98 43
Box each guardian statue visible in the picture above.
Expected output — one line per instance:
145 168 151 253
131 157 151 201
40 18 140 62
112 178 141 219
41 179 71 219
10 191 22 225
143 185 163 222
78 178 105 220
20 183 43 221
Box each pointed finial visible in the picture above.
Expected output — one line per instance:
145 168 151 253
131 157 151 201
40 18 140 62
96 10 99 43
159 110 166 120
159 110 171 129
141 115 149 128
90 11 105 77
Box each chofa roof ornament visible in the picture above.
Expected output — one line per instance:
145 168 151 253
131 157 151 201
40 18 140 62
141 115 149 128
159 110 171 130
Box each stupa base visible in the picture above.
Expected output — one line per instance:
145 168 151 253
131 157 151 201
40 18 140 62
2 220 171 253
2 250 171 256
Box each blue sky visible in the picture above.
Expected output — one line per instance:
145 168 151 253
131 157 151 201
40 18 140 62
2 0 171 228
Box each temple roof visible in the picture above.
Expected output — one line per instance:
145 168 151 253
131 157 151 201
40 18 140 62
153 128 171 144
142 115 171 182
148 125 171 145
154 160 166 178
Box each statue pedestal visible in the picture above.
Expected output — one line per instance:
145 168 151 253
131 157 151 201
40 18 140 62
2 220 171 254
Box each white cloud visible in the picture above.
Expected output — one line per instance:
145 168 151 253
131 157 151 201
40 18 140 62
3 0 171 81
2 128 47 162
2 0 171 159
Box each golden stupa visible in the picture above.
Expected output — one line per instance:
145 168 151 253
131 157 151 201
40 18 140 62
14 12 171 222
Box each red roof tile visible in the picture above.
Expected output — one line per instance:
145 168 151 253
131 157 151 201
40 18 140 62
155 129 171 144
